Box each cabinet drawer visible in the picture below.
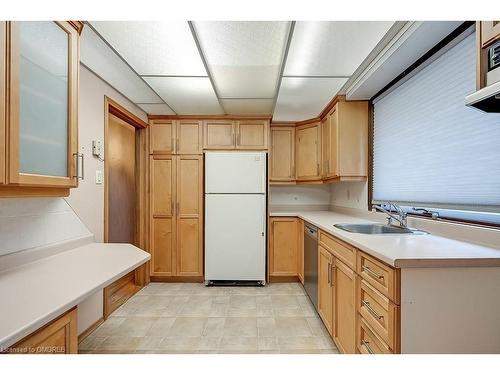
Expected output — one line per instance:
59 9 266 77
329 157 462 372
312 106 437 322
104 271 139 319
357 317 392 354
358 278 399 349
319 231 356 270
357 252 399 303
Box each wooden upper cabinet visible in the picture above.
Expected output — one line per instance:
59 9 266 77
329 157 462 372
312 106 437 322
0 22 5 185
295 122 321 181
480 21 500 48
236 120 269 150
177 120 202 154
149 120 175 154
203 120 235 149
269 217 299 277
6 21 79 189
270 126 295 183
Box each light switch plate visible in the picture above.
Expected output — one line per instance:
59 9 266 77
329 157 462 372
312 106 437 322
95 170 103 184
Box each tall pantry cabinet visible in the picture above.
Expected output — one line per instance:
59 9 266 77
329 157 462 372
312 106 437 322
149 120 204 279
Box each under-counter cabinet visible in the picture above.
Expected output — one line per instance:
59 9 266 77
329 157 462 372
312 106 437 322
149 154 203 279
268 217 300 280
203 119 269 150
1 21 81 196
295 121 321 182
150 119 203 155
318 245 334 334
269 126 295 183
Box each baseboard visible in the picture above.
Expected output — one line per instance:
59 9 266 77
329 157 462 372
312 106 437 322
78 317 104 343
150 276 204 283
269 275 300 283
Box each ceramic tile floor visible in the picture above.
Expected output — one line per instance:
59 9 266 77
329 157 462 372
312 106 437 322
79 282 339 354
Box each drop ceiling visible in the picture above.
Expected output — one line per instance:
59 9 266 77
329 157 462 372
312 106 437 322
83 21 398 120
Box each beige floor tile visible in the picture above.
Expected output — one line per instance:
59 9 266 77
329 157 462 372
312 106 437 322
256 295 272 306
97 336 142 351
145 317 176 337
313 336 336 350
113 317 157 337
274 317 313 337
219 337 258 351
278 336 319 351
91 317 125 337
209 303 229 317
203 317 225 336
229 295 257 308
159 337 201 351
306 316 331 338
79 336 107 350
167 317 207 337
198 337 222 350
223 317 257 337
258 337 279 350
136 336 163 350
273 307 306 317
271 295 300 308
257 317 276 337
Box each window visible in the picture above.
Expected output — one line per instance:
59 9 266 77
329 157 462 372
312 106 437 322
372 31 500 226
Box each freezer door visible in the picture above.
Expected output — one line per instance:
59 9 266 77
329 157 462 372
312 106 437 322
205 152 266 194
205 194 266 282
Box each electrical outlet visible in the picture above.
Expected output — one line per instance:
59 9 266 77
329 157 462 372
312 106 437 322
95 170 103 184
92 140 103 158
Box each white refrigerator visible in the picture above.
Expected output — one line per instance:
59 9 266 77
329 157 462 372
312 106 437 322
205 152 267 285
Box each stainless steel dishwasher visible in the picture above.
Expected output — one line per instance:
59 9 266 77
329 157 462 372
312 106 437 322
303 223 318 309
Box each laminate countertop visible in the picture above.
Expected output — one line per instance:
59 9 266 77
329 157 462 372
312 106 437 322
270 210 500 269
0 243 150 349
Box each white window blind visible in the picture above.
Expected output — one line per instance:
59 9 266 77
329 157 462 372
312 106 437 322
373 32 500 218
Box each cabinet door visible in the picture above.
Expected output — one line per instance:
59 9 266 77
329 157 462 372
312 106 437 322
325 107 339 178
236 120 268 150
176 155 203 276
269 217 298 277
150 155 176 276
177 120 202 154
318 245 334 335
8 21 79 188
295 123 321 181
270 126 295 182
203 120 235 149
150 120 175 154
332 258 356 354
0 22 5 185
321 116 329 179
481 21 500 48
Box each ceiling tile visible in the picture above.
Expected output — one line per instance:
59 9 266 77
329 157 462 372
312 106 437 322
273 77 348 121
221 99 274 115
90 21 207 76
144 77 223 115
80 26 163 104
137 103 175 116
284 21 394 76
193 21 290 98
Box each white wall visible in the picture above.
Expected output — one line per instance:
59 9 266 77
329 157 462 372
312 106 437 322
329 181 368 210
65 65 148 243
270 185 331 208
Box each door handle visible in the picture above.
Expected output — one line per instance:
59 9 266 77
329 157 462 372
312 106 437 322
327 262 331 286
72 153 84 180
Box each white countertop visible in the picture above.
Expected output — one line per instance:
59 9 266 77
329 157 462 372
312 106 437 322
271 210 500 268
0 243 150 349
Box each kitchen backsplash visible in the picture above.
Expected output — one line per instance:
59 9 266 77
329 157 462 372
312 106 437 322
270 185 331 209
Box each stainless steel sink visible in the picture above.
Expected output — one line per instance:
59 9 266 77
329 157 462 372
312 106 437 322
334 223 426 235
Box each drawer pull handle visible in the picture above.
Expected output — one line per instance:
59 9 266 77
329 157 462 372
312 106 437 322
362 340 374 354
362 300 384 320
327 262 332 286
362 265 384 280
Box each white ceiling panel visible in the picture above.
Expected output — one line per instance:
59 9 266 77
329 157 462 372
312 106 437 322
284 21 394 76
221 99 274 115
137 103 175 116
193 21 290 98
90 21 207 76
80 26 163 104
144 77 223 115
274 77 348 121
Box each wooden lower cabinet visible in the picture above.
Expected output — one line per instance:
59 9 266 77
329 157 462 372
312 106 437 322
332 258 356 353
9 308 77 354
269 217 299 279
103 271 141 319
318 245 334 335
149 155 203 279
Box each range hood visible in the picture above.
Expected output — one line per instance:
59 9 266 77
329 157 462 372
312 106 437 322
465 81 500 112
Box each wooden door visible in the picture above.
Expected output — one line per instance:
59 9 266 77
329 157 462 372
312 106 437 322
107 114 137 244
481 21 500 48
149 155 176 276
269 217 298 277
7 21 79 188
177 120 202 154
295 122 321 181
0 22 5 185
203 120 235 149
332 258 356 353
325 107 339 178
176 155 203 276
149 120 175 154
236 120 268 150
270 126 295 182
318 245 334 335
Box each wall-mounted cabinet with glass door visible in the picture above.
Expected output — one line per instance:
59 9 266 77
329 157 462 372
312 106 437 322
0 21 82 196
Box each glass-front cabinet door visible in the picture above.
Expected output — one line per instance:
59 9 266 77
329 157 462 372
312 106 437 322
7 21 79 188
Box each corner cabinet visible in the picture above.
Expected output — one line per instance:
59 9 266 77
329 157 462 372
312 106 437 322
1 21 83 196
295 121 321 182
1 21 82 196
270 126 295 184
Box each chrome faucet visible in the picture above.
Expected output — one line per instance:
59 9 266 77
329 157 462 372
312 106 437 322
373 202 408 228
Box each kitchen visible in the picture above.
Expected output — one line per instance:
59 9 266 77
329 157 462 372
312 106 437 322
1 0 500 372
